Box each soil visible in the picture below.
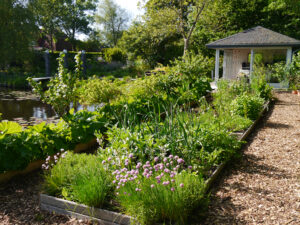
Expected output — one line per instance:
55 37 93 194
0 92 299 224
201 92 300 224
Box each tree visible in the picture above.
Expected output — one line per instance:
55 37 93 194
0 0 37 68
95 0 130 47
29 0 61 52
145 0 214 55
30 0 98 51
58 0 98 50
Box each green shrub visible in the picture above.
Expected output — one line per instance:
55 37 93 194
231 93 264 120
43 152 113 208
0 111 106 173
79 77 124 105
104 47 127 63
251 66 273 100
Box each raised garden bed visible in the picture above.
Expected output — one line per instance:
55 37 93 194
0 138 97 184
39 101 271 224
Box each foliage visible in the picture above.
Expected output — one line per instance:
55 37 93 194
0 0 37 69
112 157 206 224
104 47 127 63
251 67 273 100
28 52 82 117
95 0 129 47
231 93 264 121
79 77 123 105
0 111 105 173
43 152 113 208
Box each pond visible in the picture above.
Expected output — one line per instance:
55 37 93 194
0 88 95 126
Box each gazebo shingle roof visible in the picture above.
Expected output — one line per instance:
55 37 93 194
206 26 300 49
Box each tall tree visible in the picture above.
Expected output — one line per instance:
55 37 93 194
95 0 129 47
58 0 98 50
29 0 61 52
145 0 214 55
30 0 98 51
0 0 37 68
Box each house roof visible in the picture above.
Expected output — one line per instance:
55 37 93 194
206 26 300 49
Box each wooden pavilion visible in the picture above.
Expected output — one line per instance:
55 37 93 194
206 26 300 80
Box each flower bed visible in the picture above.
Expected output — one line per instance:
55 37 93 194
39 100 270 224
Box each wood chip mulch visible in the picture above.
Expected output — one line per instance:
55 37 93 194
0 92 299 225
201 92 300 224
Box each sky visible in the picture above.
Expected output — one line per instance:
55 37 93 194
116 0 144 19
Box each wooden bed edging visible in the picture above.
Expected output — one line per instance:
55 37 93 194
39 194 132 225
204 100 270 193
0 138 97 184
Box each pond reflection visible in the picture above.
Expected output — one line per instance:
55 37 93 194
0 88 95 124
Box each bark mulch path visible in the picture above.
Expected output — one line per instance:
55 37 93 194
1 92 299 225
202 92 300 224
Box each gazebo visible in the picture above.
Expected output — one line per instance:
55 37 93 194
206 26 300 80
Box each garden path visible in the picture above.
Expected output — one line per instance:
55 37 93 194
202 92 300 224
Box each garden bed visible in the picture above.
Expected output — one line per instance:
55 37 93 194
39 101 270 224
0 138 97 184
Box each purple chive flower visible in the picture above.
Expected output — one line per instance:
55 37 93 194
146 174 151 178
135 188 139 192
157 179 161 184
171 187 175 191
188 165 193 170
151 184 155 188
116 186 120 189
108 157 112 161
164 168 170 173
163 158 168 162
144 169 149 173
166 163 170 167
102 160 106 164
175 156 179 160
171 179 175 183
170 173 175 178
154 157 159 162
116 192 119 195
169 155 173 159
124 192 127 195
129 153 134 158
60 148 64 152
177 158 184 164
112 180 116 184
146 161 150 165
180 183 184 188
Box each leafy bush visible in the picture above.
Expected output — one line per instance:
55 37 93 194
43 152 113 208
79 77 124 105
231 93 264 120
104 47 127 63
0 111 106 173
251 66 273 100
28 52 82 117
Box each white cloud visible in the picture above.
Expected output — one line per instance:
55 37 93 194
115 0 144 19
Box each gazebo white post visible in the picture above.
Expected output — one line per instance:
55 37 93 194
250 49 255 82
215 49 220 81
286 47 292 65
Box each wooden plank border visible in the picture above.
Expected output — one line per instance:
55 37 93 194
204 100 270 192
39 194 132 225
0 138 97 184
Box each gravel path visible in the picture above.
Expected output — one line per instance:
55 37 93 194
203 92 300 224
1 92 299 224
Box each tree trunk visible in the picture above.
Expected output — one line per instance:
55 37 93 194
183 37 189 56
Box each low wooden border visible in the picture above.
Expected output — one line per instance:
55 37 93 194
204 100 270 192
40 194 132 225
0 138 97 184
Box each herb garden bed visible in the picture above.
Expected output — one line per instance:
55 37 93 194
39 101 270 224
0 138 97 184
